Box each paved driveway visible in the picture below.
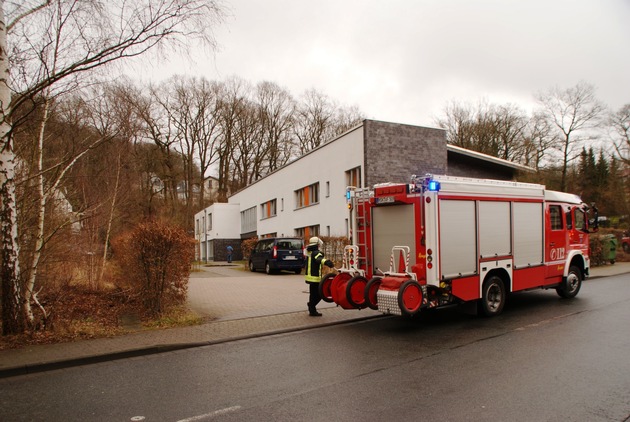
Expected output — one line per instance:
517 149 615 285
188 264 337 321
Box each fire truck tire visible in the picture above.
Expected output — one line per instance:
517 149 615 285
398 280 423 317
346 275 368 309
319 273 336 303
479 275 506 317
556 265 582 299
364 277 382 310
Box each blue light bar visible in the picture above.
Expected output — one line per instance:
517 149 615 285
346 190 351 201
428 180 440 191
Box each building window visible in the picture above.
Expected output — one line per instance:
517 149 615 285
241 206 257 234
346 166 361 188
295 183 319 209
207 212 212 231
261 199 277 219
295 225 320 239
326 181 330 198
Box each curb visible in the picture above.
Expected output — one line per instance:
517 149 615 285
0 313 385 379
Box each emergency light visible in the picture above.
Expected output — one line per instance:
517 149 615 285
427 180 441 191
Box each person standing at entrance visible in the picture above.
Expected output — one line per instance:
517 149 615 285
226 245 233 263
305 236 335 316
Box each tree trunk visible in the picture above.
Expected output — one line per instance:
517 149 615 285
99 152 122 285
23 96 51 326
0 4 25 335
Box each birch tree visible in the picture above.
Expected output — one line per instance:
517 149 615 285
0 0 224 335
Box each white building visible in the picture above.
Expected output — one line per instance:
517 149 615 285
194 119 531 261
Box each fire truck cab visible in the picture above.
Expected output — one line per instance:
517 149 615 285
325 174 594 317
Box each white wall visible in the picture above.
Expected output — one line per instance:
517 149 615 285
195 203 241 240
195 203 242 260
229 125 365 238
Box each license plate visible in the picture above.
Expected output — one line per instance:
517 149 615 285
284 256 296 260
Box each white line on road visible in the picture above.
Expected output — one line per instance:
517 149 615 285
177 406 242 422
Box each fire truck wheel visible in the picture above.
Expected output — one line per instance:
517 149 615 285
319 273 336 303
398 280 423 317
364 277 382 310
556 265 582 299
346 275 368 309
479 275 506 317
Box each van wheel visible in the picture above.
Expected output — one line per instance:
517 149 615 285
249 261 256 272
556 265 582 298
294 268 302 275
478 275 505 317
265 262 272 275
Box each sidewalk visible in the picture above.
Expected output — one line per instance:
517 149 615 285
1 262 628 378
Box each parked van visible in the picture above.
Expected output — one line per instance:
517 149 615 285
248 237 306 274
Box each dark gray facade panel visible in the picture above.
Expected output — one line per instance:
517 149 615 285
213 238 242 262
363 120 447 187
446 151 515 180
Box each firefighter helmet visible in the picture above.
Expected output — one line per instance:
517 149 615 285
309 236 323 247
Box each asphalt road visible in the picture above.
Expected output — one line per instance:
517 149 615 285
1 274 629 422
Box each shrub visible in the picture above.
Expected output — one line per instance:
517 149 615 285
319 236 349 267
589 229 624 266
112 220 196 316
241 237 258 260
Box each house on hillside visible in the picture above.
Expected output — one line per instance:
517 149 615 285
194 119 532 262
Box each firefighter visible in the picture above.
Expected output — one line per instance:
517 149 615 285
305 236 335 316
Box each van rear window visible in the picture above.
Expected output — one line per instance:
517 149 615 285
277 240 303 250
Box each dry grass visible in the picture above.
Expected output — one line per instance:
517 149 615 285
0 286 204 351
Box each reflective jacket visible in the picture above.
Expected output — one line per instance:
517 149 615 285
305 248 333 283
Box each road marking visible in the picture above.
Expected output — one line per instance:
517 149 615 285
177 406 242 421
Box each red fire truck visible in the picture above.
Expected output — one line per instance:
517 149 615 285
320 174 596 317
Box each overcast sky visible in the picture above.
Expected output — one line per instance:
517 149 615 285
141 0 630 128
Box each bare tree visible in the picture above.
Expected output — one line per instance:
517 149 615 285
609 104 630 165
188 78 221 207
294 89 336 154
435 100 476 148
493 104 529 162
534 81 606 191
294 88 364 155
436 100 528 163
0 0 224 335
255 81 296 173
167 76 221 226
522 111 558 171
215 77 250 201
